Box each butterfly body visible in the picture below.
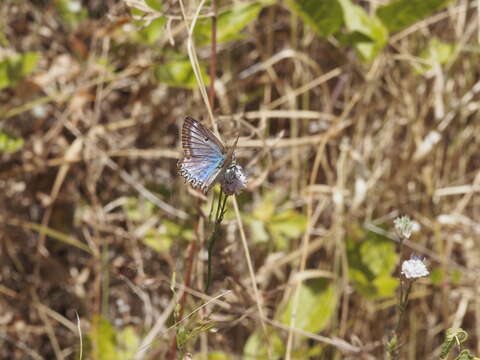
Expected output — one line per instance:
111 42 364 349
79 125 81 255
178 116 247 195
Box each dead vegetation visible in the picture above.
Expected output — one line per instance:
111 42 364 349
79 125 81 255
0 0 479 359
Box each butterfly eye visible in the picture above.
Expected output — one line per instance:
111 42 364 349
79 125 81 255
204 137 210 142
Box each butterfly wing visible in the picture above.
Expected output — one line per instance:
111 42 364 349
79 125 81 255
178 117 227 193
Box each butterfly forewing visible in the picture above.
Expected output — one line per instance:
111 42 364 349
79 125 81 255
181 117 225 157
178 117 227 193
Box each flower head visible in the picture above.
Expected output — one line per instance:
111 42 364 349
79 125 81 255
401 256 429 279
394 215 414 239
220 163 247 195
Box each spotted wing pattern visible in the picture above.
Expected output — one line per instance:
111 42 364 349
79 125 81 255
177 117 227 193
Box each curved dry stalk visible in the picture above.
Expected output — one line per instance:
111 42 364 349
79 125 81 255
232 195 273 359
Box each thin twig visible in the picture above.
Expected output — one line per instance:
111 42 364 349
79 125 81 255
232 196 273 359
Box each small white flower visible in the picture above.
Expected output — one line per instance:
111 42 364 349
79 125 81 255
401 256 429 279
394 215 414 239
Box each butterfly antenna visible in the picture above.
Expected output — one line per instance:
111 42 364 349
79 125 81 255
231 133 240 150
226 133 240 162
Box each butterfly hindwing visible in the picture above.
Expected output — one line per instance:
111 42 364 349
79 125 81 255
178 117 227 193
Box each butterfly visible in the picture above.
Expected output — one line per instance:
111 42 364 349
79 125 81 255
178 116 247 195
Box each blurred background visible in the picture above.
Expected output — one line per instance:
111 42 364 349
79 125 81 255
0 0 479 358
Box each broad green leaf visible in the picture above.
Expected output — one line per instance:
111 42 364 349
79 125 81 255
90 316 117 360
338 0 388 61
145 0 163 11
19 52 40 76
154 58 210 88
248 189 306 250
123 197 155 222
269 210 306 238
415 37 455 75
243 328 284 360
347 225 399 299
142 220 193 252
0 130 24 153
89 317 141 360
137 18 166 44
286 0 343 37
116 327 140 360
142 229 173 253
429 267 443 285
359 235 397 276
269 209 307 250
0 52 40 90
279 279 337 333
372 275 399 298
194 1 268 46
377 0 453 32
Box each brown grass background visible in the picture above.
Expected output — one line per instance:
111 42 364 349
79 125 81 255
0 0 479 359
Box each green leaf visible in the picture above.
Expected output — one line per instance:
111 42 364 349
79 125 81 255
338 0 388 61
372 275 399 298
154 58 210 88
20 52 40 76
194 1 268 46
279 279 337 333
0 52 40 90
270 210 307 239
456 350 477 360
359 235 397 277
377 0 452 32
0 130 24 153
137 18 166 44
90 316 117 360
347 225 399 299
286 0 343 37
116 327 140 360
269 209 307 250
440 328 468 358
243 328 284 360
415 37 455 75
89 317 141 360
142 229 173 253
142 220 192 253
145 0 163 12
123 197 155 222
429 267 443 285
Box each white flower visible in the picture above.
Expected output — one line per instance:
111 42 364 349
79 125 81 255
401 257 429 279
394 215 414 239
